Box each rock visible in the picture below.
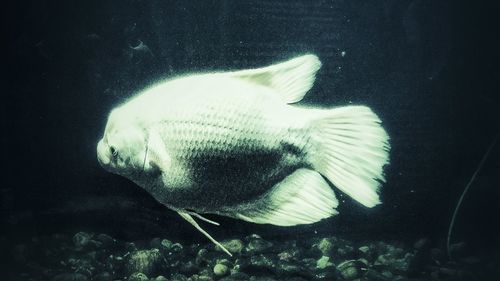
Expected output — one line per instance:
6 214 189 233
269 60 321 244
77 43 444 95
125 242 138 252
128 272 148 281
337 244 355 258
276 260 308 277
95 234 116 248
316 237 336 256
161 239 173 250
249 254 275 271
150 237 163 249
413 238 429 250
213 263 230 277
179 260 199 275
336 260 360 280
73 232 92 249
170 273 188 281
217 239 244 255
277 248 301 261
245 236 273 254
187 274 214 281
52 273 88 281
365 269 391 281
316 256 333 269
219 272 250 281
358 245 370 254
154 276 168 281
170 242 184 253
126 249 164 276
195 248 210 266
92 272 113 281
249 277 278 281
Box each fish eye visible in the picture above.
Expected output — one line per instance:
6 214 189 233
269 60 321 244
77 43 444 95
110 146 118 157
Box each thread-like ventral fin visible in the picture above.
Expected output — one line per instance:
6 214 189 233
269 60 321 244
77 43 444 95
176 210 232 256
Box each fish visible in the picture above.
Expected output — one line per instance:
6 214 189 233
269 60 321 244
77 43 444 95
97 54 390 256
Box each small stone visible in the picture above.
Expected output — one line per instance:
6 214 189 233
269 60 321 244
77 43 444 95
170 273 188 281
365 269 391 281
73 232 92 249
217 239 244 254
276 261 307 277
316 237 335 256
278 248 301 261
125 242 137 251
53 273 88 281
92 272 113 281
413 238 428 250
245 236 273 253
316 256 333 269
195 248 210 266
336 260 360 280
358 245 370 254
170 242 184 253
129 272 148 281
161 239 173 249
179 260 199 275
339 266 358 280
381 270 394 279
219 272 250 281
126 249 164 276
95 234 116 248
213 263 230 277
188 274 213 281
150 237 162 249
249 254 275 270
249 277 278 281
337 244 355 258
154 276 168 281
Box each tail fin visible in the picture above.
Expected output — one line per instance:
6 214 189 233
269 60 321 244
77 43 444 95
308 106 390 207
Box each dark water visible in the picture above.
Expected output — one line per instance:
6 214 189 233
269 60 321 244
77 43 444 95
3 1 499 280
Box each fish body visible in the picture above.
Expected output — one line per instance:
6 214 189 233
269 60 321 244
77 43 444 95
97 55 390 255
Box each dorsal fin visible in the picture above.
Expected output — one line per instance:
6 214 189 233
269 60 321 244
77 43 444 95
227 54 321 103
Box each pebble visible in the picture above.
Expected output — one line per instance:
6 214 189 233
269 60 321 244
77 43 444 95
217 239 244 254
316 256 333 269
92 272 112 281
336 260 360 280
128 272 148 281
213 263 230 276
73 232 92 249
126 249 164 275
315 237 336 256
219 272 250 281
245 236 273 254
52 273 88 281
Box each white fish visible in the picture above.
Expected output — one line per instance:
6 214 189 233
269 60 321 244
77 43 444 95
97 55 390 256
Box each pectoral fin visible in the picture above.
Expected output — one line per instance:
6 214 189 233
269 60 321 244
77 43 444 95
176 210 232 256
145 129 171 174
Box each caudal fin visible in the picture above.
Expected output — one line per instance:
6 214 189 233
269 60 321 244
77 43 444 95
309 106 390 207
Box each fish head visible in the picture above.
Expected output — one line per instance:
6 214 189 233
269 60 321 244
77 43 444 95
97 109 151 178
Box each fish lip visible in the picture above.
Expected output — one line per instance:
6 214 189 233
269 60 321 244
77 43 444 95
97 139 111 167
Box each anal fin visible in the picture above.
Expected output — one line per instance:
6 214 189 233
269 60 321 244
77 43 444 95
229 169 338 226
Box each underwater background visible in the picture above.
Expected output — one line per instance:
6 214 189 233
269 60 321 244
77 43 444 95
2 0 499 280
